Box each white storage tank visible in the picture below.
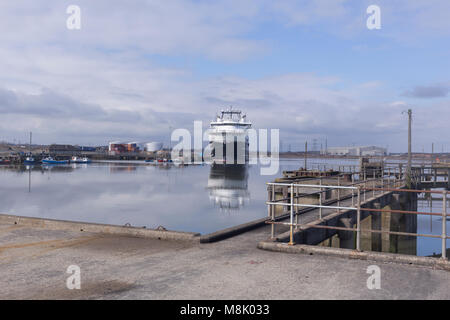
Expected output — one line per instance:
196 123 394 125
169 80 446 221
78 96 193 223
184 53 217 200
145 142 163 152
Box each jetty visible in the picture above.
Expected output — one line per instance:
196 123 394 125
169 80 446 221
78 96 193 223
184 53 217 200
260 161 450 268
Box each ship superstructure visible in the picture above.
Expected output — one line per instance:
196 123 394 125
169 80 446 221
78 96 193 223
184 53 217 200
208 108 252 164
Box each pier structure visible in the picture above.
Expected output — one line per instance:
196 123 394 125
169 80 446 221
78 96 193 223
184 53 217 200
262 163 450 264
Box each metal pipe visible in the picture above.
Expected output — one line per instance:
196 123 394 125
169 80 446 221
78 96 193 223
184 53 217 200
289 183 294 245
265 201 356 211
319 178 322 219
362 186 444 194
271 185 275 239
442 190 447 260
407 109 412 188
295 186 298 229
363 170 366 202
360 207 442 216
357 187 361 251
351 174 355 207
337 176 340 214
266 221 450 239
304 141 307 170
434 168 437 187
373 171 376 198
266 182 357 190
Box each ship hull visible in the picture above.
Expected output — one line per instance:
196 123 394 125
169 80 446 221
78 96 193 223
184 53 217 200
42 160 69 164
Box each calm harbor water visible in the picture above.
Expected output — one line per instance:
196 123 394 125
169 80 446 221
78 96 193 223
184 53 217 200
0 158 356 234
0 157 447 256
416 193 450 257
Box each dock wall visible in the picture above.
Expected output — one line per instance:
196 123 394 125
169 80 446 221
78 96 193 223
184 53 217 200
0 214 200 242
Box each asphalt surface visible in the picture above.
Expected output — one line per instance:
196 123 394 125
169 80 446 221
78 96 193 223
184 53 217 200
0 223 449 299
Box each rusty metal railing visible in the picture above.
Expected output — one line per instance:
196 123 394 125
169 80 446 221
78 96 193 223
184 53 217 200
265 176 448 260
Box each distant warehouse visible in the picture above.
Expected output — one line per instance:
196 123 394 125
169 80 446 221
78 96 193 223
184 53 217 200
321 146 387 156
145 142 163 152
47 144 99 155
109 142 140 154
108 141 163 154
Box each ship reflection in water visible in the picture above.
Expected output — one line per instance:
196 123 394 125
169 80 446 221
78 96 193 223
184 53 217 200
207 164 250 211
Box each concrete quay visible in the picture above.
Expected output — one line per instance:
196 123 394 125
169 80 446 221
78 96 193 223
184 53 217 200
0 222 449 300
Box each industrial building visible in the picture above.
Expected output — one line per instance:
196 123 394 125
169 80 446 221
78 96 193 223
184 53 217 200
108 142 140 154
48 144 79 154
145 142 163 152
321 146 387 156
108 141 163 154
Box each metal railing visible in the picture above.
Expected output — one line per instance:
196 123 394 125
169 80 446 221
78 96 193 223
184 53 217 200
266 175 449 260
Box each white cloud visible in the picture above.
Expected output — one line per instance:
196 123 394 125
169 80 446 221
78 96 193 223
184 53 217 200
0 0 449 151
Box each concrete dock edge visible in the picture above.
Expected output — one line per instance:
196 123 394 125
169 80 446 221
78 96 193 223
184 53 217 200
0 214 200 242
200 206 310 243
257 241 450 271
200 217 268 243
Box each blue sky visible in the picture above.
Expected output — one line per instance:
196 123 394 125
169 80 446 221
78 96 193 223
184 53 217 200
0 0 449 152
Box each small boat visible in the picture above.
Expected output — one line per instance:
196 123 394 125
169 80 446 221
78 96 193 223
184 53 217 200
145 159 155 163
71 156 91 164
42 157 69 164
172 158 184 166
23 133 35 164
0 158 11 164
23 156 35 164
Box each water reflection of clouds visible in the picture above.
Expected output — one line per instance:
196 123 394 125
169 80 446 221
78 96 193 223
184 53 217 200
0 161 303 233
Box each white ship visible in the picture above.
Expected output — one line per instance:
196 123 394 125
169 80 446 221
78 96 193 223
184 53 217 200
208 107 252 164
